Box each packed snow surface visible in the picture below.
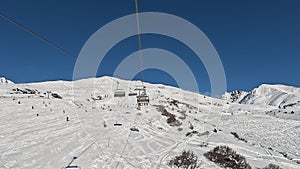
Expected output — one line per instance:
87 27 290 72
0 76 299 169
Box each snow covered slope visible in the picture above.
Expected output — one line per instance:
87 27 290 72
0 77 14 84
0 77 299 169
222 84 300 109
221 90 250 103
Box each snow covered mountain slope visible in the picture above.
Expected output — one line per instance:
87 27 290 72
0 77 14 84
221 90 250 103
0 77 299 169
222 84 300 109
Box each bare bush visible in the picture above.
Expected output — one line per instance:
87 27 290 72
161 108 181 126
263 163 283 169
169 150 200 169
204 145 251 169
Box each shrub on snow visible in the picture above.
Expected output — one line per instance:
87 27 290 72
204 145 251 169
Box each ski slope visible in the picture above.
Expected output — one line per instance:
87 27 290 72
0 76 299 169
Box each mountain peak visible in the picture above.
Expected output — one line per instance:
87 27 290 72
222 84 300 108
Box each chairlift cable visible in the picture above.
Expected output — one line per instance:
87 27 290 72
134 0 150 106
135 0 145 86
0 12 77 59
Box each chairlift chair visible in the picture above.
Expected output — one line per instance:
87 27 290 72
128 92 137 96
113 81 126 97
114 89 125 97
135 85 150 106
137 95 150 106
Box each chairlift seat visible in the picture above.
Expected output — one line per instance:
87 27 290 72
135 85 150 106
129 92 137 96
137 95 149 102
114 89 125 97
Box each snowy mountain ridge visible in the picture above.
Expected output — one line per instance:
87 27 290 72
222 84 300 109
0 77 14 84
0 76 299 169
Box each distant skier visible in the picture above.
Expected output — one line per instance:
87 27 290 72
66 117 69 121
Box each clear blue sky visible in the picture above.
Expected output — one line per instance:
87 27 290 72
0 0 300 93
